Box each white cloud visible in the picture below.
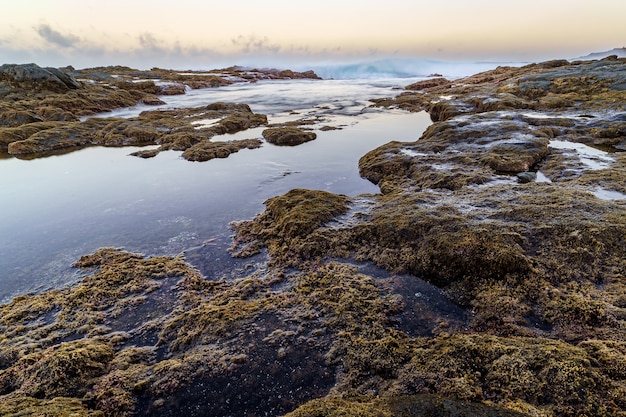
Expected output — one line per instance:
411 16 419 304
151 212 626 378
231 35 281 54
35 24 80 48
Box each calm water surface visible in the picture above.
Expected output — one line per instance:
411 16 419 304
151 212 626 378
0 78 432 302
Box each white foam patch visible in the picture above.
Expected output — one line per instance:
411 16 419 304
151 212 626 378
401 149 429 157
522 112 558 119
191 117 223 128
535 171 552 183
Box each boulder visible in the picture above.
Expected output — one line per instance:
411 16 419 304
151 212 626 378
0 63 81 91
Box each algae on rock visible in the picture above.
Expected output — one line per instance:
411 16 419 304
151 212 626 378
0 63 319 159
2 58 626 416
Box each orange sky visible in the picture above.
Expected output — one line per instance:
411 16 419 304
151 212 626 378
1 0 624 69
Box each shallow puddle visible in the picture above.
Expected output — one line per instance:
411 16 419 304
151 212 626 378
549 139 615 170
593 186 626 201
351 261 468 336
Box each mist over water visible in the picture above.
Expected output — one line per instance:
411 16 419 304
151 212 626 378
302 58 528 79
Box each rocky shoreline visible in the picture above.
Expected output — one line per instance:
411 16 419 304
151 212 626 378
1 57 626 416
0 64 319 161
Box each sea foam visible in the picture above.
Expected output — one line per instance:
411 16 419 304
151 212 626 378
306 58 527 80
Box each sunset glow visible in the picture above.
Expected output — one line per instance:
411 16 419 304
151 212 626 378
1 0 624 69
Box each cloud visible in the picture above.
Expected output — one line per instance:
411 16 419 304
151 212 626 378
35 24 80 48
231 35 280 54
138 32 161 50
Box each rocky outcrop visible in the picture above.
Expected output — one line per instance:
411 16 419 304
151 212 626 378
0 64 320 157
5 102 268 160
227 57 626 416
365 57 626 192
404 77 452 91
0 63 81 92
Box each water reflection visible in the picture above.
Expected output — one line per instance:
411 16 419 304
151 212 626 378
549 139 615 170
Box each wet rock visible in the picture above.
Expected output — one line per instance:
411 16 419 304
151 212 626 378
277 69 322 80
0 64 317 159
366 58 626 195
230 188 350 260
1 247 412 416
0 339 114 398
225 57 626 416
285 394 529 417
3 101 268 158
2 58 626 416
0 107 43 128
181 138 262 162
141 94 166 105
516 171 537 183
130 148 161 159
0 396 103 417
263 127 317 146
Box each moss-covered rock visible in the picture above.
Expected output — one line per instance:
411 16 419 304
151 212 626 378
388 334 626 416
226 57 626 416
0 64 317 158
2 58 626 416
284 395 528 417
0 396 104 417
3 102 268 158
405 77 452 91
263 127 317 146
0 339 114 398
178 138 262 161
230 189 350 262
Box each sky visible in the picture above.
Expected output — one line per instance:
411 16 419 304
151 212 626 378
0 0 624 70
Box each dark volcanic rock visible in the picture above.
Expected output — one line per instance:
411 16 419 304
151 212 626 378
0 63 81 91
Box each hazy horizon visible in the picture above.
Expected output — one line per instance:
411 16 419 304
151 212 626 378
1 0 624 71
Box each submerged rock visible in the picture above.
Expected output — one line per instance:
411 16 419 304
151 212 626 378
516 171 537 183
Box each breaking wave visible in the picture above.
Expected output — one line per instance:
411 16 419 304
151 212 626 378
308 58 528 80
